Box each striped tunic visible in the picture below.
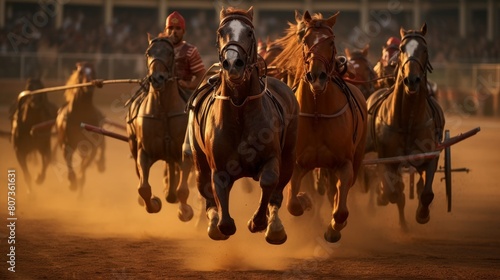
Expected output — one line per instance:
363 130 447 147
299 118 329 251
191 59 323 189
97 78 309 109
174 41 206 82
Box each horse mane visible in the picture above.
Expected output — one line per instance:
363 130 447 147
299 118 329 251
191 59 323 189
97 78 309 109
272 12 325 85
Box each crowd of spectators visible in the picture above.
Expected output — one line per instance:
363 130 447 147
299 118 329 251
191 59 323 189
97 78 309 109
1 4 499 79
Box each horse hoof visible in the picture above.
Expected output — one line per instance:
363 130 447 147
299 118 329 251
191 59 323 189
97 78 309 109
178 204 194 222
287 201 304 216
416 205 430 224
324 225 342 243
332 219 347 232
208 222 229 241
165 192 178 204
146 196 162 213
218 220 236 236
265 225 287 245
69 182 78 192
247 219 267 233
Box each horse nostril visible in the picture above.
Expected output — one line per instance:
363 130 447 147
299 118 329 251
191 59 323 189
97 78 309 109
222 60 230 70
319 72 327 82
414 76 421 84
235 59 244 68
306 72 314 83
403 77 410 86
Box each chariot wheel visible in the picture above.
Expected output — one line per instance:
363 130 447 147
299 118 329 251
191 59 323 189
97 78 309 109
443 130 452 212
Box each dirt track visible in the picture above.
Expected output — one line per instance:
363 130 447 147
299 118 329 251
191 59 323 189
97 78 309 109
1 102 499 279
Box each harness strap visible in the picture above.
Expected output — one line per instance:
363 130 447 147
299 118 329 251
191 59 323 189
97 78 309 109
213 76 268 107
299 103 348 119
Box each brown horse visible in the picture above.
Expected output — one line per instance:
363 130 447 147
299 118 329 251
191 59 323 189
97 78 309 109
11 78 57 193
262 37 285 79
55 62 106 192
188 6 298 244
125 34 193 221
275 11 367 243
364 23 445 229
345 44 377 99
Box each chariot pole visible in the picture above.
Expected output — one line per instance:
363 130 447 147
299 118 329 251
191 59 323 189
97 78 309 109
17 79 142 101
80 123 128 142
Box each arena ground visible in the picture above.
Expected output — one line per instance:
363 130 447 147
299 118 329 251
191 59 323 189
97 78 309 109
0 92 499 279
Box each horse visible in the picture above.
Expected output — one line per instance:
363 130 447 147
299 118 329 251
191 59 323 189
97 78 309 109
188 6 298 244
344 44 377 99
274 11 367 243
364 23 445 229
55 62 106 192
11 78 57 193
262 37 285 79
125 34 193 221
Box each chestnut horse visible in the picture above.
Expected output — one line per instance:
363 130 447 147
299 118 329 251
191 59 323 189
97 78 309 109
364 24 445 229
345 44 377 99
274 11 367 243
56 62 105 192
188 7 298 244
11 78 57 193
125 35 193 221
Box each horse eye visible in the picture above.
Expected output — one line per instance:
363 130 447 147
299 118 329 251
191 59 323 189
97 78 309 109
247 30 253 38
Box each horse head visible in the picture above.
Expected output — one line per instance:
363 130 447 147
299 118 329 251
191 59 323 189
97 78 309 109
345 44 376 98
300 11 339 93
75 61 95 85
146 33 175 91
217 6 257 84
397 23 432 95
65 62 96 103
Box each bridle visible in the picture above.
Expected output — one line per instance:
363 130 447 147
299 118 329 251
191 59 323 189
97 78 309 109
145 37 176 84
216 14 258 83
301 21 336 81
398 33 433 79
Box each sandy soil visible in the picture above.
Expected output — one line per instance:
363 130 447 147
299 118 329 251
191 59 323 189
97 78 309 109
0 101 499 279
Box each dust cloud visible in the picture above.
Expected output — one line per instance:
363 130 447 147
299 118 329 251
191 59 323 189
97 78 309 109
2 105 499 273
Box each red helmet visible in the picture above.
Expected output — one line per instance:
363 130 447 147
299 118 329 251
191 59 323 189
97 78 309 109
166 11 185 30
385 36 401 49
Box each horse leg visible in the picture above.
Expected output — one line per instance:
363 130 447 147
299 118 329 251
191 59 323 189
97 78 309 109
164 161 179 203
248 158 280 234
213 170 236 236
324 164 352 243
96 136 106 173
176 159 194 222
136 149 162 213
416 160 438 224
378 164 407 228
264 175 289 245
63 145 78 191
78 146 98 192
16 151 32 194
286 165 312 216
198 169 228 240
35 147 50 185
